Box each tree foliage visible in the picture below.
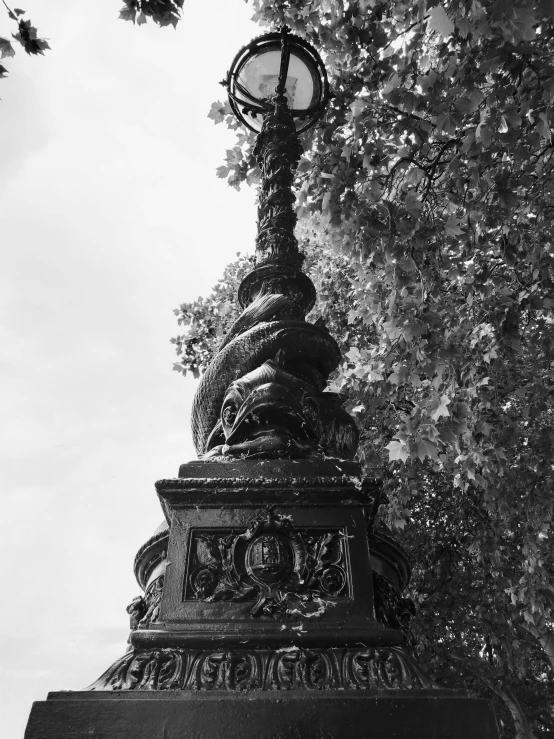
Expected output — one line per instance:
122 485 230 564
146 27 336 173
117 0 184 27
170 1 554 736
0 2 49 80
171 252 255 378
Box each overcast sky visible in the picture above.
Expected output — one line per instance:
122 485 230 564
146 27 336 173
0 2 260 735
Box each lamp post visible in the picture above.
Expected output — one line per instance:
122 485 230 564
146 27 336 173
24 28 500 739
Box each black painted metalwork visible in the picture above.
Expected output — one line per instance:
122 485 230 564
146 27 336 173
225 27 329 134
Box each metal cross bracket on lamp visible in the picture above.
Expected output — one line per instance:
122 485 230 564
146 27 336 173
223 27 330 313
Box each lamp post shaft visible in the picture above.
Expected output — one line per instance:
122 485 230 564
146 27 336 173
253 101 303 271
238 101 316 313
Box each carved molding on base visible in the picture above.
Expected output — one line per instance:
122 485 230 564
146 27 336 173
87 645 436 692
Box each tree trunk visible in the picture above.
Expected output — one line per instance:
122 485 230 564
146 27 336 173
492 678 537 739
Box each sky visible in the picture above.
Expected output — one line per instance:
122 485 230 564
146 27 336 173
0 2 260 736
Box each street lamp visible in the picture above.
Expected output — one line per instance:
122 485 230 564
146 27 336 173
223 27 329 314
23 24 501 739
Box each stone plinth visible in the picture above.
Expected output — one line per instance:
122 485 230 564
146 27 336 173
25 690 500 739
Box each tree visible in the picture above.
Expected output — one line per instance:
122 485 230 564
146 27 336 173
171 1 554 736
0 2 49 80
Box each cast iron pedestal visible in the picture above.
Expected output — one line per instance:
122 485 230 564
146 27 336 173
25 459 500 738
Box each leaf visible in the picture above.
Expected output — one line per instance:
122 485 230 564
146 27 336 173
413 438 438 462
537 113 551 142
119 5 137 23
389 362 410 384
367 368 384 382
0 37 15 59
208 101 226 124
35 39 50 53
137 12 147 25
341 145 351 161
476 123 492 148
345 347 360 363
435 112 459 135
386 440 409 462
404 167 425 187
427 6 455 37
405 191 423 217
538 0 554 19
362 153 374 170
349 99 368 118
12 19 50 55
429 395 451 421
444 215 465 238
508 5 537 41
438 424 459 449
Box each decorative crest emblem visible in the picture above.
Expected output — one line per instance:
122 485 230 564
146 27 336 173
185 509 348 618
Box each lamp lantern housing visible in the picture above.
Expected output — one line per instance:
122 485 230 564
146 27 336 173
226 27 329 134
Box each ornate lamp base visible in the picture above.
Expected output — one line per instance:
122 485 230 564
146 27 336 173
24 459 500 738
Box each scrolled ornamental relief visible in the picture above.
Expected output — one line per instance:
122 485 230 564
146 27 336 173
126 576 164 633
372 572 417 650
87 646 435 692
185 510 349 618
